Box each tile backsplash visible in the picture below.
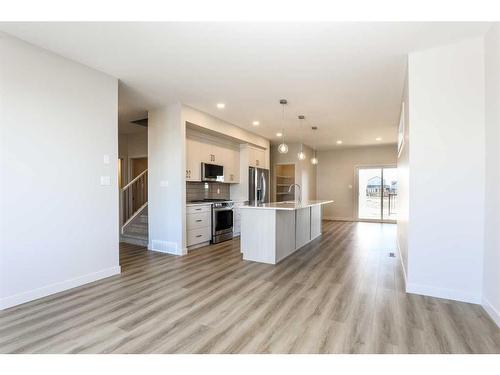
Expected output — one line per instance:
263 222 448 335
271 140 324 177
186 182 230 201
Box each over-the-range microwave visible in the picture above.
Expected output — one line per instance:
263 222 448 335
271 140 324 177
201 163 224 182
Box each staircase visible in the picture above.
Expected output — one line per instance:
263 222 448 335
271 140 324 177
121 206 148 246
120 169 148 246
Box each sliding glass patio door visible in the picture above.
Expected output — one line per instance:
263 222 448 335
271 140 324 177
357 166 397 222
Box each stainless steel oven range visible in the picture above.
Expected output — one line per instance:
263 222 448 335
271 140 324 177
211 200 234 244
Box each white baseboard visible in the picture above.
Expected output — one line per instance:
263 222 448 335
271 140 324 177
482 297 500 328
405 282 481 304
396 237 408 289
0 266 121 311
148 239 183 255
323 216 356 222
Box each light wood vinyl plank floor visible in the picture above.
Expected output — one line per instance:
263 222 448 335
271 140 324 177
0 221 498 354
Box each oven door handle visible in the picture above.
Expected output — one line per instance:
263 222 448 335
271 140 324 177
213 208 233 211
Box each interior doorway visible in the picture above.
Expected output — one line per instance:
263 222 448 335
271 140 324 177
356 166 397 222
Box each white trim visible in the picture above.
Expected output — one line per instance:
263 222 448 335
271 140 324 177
0 266 121 310
322 216 396 224
148 239 183 255
323 216 356 222
396 237 408 289
405 282 481 304
482 297 500 328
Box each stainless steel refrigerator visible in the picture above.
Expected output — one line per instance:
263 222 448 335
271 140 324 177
248 167 270 205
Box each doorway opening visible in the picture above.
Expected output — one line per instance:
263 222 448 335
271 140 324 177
356 166 397 222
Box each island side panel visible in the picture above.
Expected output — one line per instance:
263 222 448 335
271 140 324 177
310 204 322 240
241 208 277 264
275 210 296 263
295 207 311 249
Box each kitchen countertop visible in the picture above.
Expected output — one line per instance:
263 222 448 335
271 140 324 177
186 202 214 207
239 200 334 211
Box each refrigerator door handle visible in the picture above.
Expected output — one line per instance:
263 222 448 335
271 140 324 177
261 172 266 203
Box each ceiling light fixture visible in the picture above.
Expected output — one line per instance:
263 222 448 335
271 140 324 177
276 132 283 137
336 140 343 145
375 137 382 141
216 103 225 109
297 115 306 161
277 99 289 154
252 121 260 126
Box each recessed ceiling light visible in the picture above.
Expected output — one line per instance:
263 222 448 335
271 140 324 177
336 140 343 145
252 121 260 126
276 132 283 137
216 103 225 109
375 137 382 141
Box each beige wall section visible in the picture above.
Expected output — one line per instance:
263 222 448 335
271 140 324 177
270 143 317 202
316 145 397 221
118 130 148 184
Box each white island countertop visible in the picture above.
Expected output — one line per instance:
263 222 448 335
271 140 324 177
240 200 334 211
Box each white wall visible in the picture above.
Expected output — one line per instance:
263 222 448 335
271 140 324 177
397 67 410 275
405 37 485 304
270 143 317 202
483 24 500 326
316 145 397 221
148 104 186 255
0 34 120 309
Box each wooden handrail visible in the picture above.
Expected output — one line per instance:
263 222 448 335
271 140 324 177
121 169 148 191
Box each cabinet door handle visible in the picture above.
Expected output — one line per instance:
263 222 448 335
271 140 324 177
196 219 202 222
195 208 202 211
196 234 202 238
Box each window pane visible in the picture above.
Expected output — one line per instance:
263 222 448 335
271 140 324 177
358 168 382 220
382 168 398 220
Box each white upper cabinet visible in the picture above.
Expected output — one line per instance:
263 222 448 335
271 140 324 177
248 146 267 169
186 137 201 181
223 147 240 183
186 132 241 183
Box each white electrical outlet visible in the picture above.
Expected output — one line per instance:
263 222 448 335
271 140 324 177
103 154 110 164
160 180 169 188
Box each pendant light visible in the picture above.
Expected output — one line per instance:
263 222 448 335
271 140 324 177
297 115 306 160
278 99 289 154
310 123 319 165
311 149 319 165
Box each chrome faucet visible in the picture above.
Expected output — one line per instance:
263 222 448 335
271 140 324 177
288 183 302 204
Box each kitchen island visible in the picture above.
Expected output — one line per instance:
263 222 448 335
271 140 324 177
239 200 334 264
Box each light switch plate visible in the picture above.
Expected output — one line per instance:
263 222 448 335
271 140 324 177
160 180 169 188
103 154 110 164
100 176 111 186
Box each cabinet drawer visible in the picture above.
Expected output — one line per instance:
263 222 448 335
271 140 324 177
187 211 211 230
187 227 211 246
186 204 211 214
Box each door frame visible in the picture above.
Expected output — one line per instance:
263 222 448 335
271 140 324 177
127 155 148 184
354 164 397 223
273 162 297 202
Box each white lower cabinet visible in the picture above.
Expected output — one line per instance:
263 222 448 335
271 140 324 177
186 204 212 247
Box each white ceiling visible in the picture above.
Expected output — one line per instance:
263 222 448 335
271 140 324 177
0 22 492 148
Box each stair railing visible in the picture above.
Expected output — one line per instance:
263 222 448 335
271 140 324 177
120 169 148 234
